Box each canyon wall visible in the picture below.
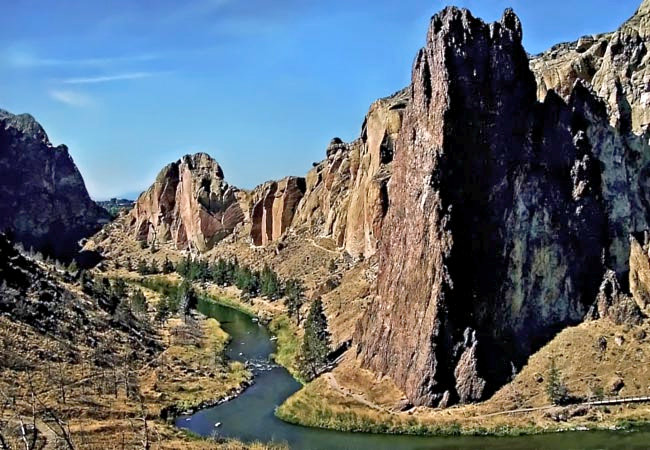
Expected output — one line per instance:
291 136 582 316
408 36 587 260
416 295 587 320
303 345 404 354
291 90 408 258
355 7 650 407
250 177 306 246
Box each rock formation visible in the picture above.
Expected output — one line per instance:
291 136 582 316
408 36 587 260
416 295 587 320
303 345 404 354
531 0 650 133
590 270 644 325
355 6 650 407
0 109 110 260
250 177 306 246
129 153 244 252
292 89 408 257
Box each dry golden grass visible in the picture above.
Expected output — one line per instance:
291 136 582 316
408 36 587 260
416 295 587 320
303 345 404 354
277 319 650 436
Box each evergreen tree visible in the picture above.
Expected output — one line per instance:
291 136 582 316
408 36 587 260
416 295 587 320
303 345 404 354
284 278 305 324
112 278 128 299
260 265 280 299
125 257 133 272
155 297 170 323
299 298 331 380
80 270 93 292
176 256 190 278
130 289 147 314
67 260 79 274
137 258 149 276
546 358 570 405
150 259 159 275
179 280 198 317
162 257 174 274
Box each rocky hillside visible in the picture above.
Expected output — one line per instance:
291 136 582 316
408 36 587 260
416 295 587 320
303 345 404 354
355 5 650 408
0 109 110 260
128 153 244 252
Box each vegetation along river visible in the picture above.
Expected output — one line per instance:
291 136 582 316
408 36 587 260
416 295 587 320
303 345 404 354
175 299 650 450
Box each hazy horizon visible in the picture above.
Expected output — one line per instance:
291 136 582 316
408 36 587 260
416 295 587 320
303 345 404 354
0 0 641 200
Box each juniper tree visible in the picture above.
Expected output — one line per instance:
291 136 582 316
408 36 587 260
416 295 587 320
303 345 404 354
179 280 198 317
130 289 147 315
67 260 79 274
149 259 159 275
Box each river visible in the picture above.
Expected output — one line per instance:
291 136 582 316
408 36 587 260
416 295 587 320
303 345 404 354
175 298 650 450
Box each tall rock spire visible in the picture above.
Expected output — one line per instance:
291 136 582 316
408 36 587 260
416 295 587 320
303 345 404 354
354 5 647 407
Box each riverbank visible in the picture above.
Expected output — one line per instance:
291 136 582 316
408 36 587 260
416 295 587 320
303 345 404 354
276 319 650 437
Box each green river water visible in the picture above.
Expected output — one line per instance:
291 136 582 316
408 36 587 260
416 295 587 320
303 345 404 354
175 299 650 450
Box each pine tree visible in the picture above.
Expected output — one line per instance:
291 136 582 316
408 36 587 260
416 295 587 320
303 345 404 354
546 358 570 405
155 297 170 323
67 260 79 274
112 278 128 299
149 259 159 275
179 280 198 317
162 257 174 274
130 289 147 314
175 256 190 278
260 265 280 299
137 259 149 276
284 278 304 324
299 298 331 380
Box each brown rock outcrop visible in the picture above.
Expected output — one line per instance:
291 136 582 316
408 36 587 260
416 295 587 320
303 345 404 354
129 153 243 252
355 6 650 407
531 0 650 133
250 177 306 246
591 270 644 325
0 109 110 260
629 235 650 311
292 90 407 257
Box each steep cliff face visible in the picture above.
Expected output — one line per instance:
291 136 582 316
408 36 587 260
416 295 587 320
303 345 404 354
250 177 306 246
292 90 407 257
129 153 244 252
355 7 649 407
531 0 650 133
0 109 110 260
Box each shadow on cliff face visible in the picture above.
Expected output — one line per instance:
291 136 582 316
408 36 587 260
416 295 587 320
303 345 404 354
354 5 650 409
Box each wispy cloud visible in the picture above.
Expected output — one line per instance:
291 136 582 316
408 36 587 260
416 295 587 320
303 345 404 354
61 71 164 84
49 89 94 107
6 49 161 68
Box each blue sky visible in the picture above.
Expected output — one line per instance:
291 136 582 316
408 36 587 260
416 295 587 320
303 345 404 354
0 0 642 200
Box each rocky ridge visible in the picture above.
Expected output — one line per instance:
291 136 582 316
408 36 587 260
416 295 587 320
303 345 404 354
0 109 110 261
355 6 650 407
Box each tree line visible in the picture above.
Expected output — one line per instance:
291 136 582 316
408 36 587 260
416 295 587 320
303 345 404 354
133 255 332 380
